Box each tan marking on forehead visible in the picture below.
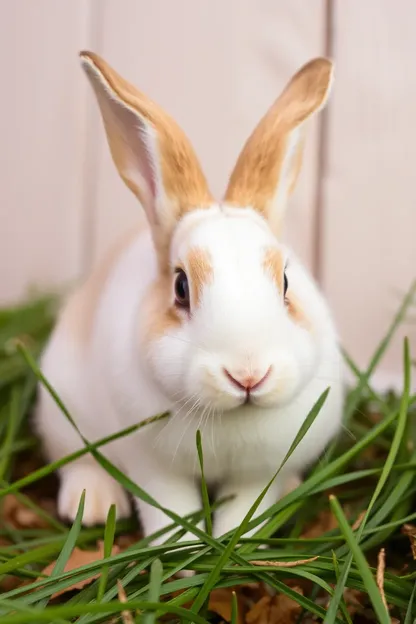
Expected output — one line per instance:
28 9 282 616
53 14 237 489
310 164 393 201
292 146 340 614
140 274 182 344
263 247 284 293
287 293 312 331
187 247 213 307
61 222 147 346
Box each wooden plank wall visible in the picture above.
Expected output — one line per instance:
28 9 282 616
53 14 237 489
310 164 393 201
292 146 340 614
322 0 416 386
0 1 414 387
0 1 91 302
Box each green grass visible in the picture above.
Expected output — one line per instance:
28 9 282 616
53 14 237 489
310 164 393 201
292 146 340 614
0 286 415 623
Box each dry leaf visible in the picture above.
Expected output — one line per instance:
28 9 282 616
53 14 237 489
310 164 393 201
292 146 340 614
0 575 25 592
117 580 135 624
343 587 367 616
270 587 303 624
37 541 120 598
1 494 55 529
376 548 388 612
246 596 272 624
248 556 318 568
402 523 416 559
301 509 337 539
352 510 366 531
208 588 244 624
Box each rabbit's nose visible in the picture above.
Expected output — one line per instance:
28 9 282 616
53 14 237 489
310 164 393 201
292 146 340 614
223 366 272 393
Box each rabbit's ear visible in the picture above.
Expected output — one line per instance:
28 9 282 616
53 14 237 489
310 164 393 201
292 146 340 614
224 58 333 235
80 51 213 263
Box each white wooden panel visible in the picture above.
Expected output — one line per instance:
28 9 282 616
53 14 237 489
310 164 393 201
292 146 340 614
0 1 90 303
323 0 416 386
90 0 325 269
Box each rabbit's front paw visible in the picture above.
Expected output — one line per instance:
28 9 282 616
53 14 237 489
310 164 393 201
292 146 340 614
58 462 131 525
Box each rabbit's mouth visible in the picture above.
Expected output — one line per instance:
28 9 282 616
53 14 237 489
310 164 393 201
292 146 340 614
181 355 305 412
214 376 303 411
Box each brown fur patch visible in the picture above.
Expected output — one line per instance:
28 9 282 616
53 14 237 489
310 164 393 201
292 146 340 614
140 274 182 345
286 292 312 331
80 52 214 268
186 247 213 307
262 247 311 331
61 224 146 345
224 58 332 233
263 247 284 294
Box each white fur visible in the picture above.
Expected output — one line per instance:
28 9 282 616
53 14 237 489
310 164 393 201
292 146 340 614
35 53 343 544
36 204 344 539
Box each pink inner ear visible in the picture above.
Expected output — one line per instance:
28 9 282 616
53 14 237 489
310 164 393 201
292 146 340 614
109 100 159 217
136 124 158 200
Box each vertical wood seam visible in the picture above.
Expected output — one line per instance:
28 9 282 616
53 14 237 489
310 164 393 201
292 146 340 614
80 0 104 276
312 0 334 285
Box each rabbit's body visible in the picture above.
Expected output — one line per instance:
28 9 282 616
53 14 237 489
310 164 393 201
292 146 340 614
36 52 344 541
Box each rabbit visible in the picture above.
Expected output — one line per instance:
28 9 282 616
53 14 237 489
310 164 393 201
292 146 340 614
35 51 344 544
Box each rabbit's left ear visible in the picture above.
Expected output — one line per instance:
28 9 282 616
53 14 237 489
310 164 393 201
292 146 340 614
80 51 213 264
224 58 333 235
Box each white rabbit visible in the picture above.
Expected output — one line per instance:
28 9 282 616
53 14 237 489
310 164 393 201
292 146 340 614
35 52 344 542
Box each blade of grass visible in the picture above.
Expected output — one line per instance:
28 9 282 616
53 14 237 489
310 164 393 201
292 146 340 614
70 501 232 623
330 495 390 624
404 581 416 624
357 468 415 552
196 430 212 536
324 337 412 622
1 483 66 533
142 559 163 624
0 542 79 577
237 389 330 555
96 503 116 602
362 338 411 507
332 550 353 624
0 386 20 482
343 281 415 424
237 406 399 553
0 508 222 605
0 601 211 624
0 294 57 348
0 418 167 498
0 598 70 624
343 351 390 416
75 557 156 624
36 490 85 607
320 281 415 472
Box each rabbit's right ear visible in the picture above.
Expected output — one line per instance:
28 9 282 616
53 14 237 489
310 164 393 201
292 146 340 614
224 58 333 236
80 52 213 265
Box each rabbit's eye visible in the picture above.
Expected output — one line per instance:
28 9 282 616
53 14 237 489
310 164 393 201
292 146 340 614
283 272 288 298
174 269 190 308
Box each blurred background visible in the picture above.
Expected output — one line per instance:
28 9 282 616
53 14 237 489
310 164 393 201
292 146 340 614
0 1 415 389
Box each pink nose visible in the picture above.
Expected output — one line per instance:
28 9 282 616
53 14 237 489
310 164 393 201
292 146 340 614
224 367 271 393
